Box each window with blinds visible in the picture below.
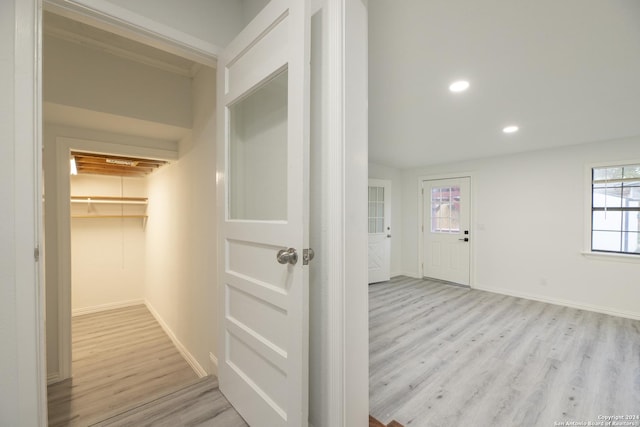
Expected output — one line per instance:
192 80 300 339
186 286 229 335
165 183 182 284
591 164 640 254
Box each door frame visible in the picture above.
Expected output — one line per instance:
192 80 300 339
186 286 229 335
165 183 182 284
417 173 474 286
53 136 178 381
27 0 369 425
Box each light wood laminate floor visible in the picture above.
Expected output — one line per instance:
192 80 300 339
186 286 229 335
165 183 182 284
48 305 201 426
369 277 640 427
92 375 248 427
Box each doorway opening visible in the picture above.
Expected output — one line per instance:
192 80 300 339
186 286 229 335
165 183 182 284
42 10 223 424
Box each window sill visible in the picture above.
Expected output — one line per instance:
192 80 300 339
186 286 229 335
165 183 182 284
581 251 640 263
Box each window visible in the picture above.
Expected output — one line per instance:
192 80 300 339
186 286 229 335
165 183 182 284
591 164 640 255
431 185 460 233
368 186 385 233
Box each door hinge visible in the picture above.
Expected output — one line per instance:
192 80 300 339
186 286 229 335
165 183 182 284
34 246 40 262
303 248 315 265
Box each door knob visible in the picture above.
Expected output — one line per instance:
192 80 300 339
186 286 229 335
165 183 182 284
458 237 469 242
277 248 298 265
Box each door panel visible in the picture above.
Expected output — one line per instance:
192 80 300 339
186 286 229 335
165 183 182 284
368 179 391 283
217 1 310 426
423 177 470 285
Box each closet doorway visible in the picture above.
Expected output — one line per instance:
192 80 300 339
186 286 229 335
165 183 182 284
43 10 218 424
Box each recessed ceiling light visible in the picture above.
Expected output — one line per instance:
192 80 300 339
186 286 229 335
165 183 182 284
503 125 519 134
449 80 470 93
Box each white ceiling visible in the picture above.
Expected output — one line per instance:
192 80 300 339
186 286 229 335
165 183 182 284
368 0 640 169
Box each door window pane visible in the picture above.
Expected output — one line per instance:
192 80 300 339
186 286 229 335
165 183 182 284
229 70 288 220
368 186 385 234
431 185 460 233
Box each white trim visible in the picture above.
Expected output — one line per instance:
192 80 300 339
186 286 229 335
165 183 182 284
474 283 640 321
71 299 145 317
43 0 219 67
417 173 474 285
583 159 640 257
581 251 640 263
145 301 207 378
55 136 178 381
324 1 345 425
14 0 48 424
341 1 370 426
400 271 421 279
47 372 61 385
209 352 218 376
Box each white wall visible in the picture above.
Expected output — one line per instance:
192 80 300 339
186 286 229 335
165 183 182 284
70 175 147 313
402 136 640 319
44 35 192 128
144 66 217 375
105 0 245 48
369 162 403 276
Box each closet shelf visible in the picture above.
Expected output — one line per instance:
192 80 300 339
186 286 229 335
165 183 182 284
71 215 149 219
70 196 149 227
70 196 148 205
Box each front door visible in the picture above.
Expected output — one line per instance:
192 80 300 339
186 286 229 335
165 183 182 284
368 179 391 283
422 177 471 285
216 1 310 426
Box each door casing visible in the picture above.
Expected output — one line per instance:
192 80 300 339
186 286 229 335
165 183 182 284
33 0 369 426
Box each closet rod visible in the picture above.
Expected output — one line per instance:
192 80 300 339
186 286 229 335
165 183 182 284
70 196 148 205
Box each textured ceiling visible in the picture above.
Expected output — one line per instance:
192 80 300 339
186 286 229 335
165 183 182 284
368 0 640 169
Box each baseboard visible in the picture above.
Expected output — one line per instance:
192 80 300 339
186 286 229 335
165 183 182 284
473 284 640 321
400 271 421 279
47 372 61 385
72 299 145 317
144 301 208 378
209 352 218 376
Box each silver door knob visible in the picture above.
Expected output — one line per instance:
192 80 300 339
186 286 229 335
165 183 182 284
277 248 298 265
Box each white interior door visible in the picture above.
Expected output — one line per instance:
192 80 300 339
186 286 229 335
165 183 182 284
368 179 391 283
216 1 310 426
422 177 471 285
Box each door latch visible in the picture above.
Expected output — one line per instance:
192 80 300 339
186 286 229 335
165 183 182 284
303 248 315 265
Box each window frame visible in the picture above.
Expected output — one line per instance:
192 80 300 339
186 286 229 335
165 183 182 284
584 160 640 262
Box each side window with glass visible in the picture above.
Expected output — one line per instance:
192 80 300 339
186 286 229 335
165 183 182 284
591 164 640 255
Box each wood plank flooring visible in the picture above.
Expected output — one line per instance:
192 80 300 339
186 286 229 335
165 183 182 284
369 276 640 427
48 305 201 426
92 376 248 427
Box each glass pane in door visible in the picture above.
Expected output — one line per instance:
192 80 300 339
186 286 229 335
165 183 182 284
229 70 288 220
368 186 384 233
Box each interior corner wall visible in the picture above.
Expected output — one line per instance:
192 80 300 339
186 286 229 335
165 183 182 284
369 162 403 277
144 65 217 375
401 136 640 319
69 174 147 313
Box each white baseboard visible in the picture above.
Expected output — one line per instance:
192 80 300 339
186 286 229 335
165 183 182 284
47 372 61 385
145 301 208 378
72 299 145 317
209 352 218 376
400 271 421 279
473 284 640 321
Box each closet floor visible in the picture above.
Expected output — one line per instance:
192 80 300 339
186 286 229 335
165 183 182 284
47 305 199 426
